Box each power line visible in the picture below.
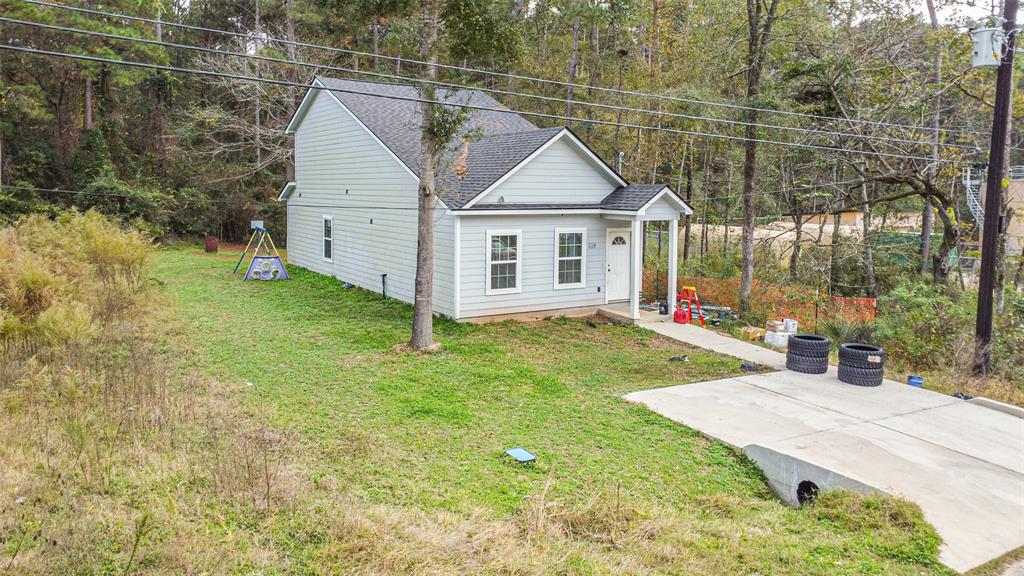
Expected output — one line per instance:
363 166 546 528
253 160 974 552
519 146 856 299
22 0 985 138
0 43 968 164
0 184 427 210
0 15 977 151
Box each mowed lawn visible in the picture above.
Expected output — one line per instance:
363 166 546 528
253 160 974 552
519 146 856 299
154 246 951 575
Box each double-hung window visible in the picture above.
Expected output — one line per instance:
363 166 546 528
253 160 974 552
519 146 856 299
322 216 333 261
486 230 521 295
554 228 586 289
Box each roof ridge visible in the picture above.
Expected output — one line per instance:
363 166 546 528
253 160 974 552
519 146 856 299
473 126 564 141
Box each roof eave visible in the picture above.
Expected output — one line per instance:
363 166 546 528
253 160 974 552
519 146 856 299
285 78 326 135
278 181 296 202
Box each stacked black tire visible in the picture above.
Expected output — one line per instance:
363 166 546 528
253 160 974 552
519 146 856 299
786 334 830 374
837 343 885 387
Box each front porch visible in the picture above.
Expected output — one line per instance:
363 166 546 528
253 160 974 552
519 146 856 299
600 209 684 323
597 302 664 324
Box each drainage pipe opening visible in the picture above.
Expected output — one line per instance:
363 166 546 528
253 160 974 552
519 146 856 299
797 480 820 506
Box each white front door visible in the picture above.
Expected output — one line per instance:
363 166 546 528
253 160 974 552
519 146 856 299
606 229 631 302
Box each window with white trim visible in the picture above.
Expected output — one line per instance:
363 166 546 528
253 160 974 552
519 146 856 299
486 230 521 295
554 228 586 289
322 216 333 261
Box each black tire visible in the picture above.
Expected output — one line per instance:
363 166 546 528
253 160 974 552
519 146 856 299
787 355 828 374
838 343 885 369
837 363 883 387
787 334 831 357
786 349 827 361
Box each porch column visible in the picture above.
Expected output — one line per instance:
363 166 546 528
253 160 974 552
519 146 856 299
668 218 679 316
630 218 642 320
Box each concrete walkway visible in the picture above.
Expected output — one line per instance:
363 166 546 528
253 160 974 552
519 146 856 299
629 318 1024 573
639 317 788 370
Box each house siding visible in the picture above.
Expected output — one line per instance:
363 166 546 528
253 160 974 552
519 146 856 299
286 90 455 317
457 214 608 318
642 194 685 221
475 136 619 205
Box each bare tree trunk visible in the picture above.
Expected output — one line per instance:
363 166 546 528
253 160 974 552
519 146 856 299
921 0 942 273
411 0 442 351
373 20 381 70
253 0 263 168
932 200 960 283
683 143 693 261
829 211 841 294
650 0 659 74
996 206 1013 313
511 0 526 17
700 147 710 264
285 0 298 182
1 47 4 186
738 0 780 314
1014 236 1024 289
724 161 732 259
153 11 168 176
565 1 582 123
790 209 802 280
84 77 94 129
861 182 877 298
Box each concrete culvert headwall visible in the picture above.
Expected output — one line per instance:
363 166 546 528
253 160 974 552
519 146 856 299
744 444 877 507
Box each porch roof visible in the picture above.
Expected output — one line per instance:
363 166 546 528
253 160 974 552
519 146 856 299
458 184 693 214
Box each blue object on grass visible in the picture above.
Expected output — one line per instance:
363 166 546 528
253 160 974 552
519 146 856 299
505 448 536 463
907 375 924 388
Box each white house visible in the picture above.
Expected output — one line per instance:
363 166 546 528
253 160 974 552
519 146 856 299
279 77 693 322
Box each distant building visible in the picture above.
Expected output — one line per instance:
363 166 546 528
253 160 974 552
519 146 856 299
979 167 1024 255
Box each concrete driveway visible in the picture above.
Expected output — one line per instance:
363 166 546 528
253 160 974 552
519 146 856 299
625 346 1024 573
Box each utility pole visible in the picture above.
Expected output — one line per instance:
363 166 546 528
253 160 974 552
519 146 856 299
973 0 1018 375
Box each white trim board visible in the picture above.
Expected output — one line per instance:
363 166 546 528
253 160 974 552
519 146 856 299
278 181 296 202
285 80 323 134
453 217 462 319
451 209 643 217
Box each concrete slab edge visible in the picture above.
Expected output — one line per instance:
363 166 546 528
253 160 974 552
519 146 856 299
968 397 1024 419
743 443 878 507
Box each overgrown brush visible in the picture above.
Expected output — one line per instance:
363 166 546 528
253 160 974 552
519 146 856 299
0 211 152 347
871 279 1024 385
0 223 952 574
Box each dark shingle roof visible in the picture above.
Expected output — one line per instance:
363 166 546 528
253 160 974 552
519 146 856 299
315 76 548 208
601 184 673 210
309 77 684 212
464 185 691 214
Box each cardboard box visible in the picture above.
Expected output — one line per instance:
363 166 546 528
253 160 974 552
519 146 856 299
783 318 799 333
765 320 785 332
741 326 766 341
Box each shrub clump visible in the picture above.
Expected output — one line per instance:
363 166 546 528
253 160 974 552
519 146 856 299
872 279 1024 382
0 210 152 344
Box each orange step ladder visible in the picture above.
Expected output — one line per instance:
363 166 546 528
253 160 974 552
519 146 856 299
673 285 706 327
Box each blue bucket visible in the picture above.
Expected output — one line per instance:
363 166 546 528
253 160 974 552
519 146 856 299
907 375 924 388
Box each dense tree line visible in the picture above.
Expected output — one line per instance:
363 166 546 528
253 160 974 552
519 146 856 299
0 0 1017 296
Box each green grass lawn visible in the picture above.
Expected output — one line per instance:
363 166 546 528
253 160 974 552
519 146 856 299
153 246 952 575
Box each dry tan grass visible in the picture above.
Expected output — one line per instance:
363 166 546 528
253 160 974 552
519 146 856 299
1 218 950 575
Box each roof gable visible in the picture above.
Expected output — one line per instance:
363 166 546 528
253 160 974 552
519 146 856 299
460 128 626 209
284 77 634 209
